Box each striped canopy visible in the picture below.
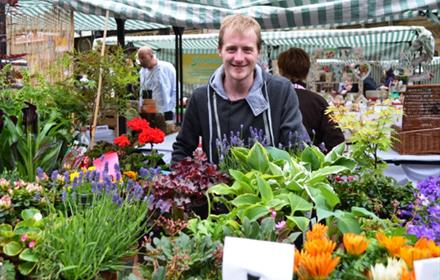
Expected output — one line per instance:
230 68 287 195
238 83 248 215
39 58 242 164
95 26 434 61
47 0 440 29
7 0 169 31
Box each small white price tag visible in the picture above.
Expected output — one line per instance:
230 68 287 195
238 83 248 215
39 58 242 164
414 257 440 280
222 236 295 280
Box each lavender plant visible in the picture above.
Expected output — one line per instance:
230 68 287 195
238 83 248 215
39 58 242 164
404 176 440 243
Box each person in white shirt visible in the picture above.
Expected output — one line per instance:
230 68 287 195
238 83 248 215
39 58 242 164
137 46 176 121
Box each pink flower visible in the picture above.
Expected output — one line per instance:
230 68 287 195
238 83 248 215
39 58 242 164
21 234 29 242
275 220 286 230
270 209 277 219
0 195 12 208
28 241 36 248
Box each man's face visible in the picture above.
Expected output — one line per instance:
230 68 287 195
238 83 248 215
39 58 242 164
218 29 260 85
138 50 154 69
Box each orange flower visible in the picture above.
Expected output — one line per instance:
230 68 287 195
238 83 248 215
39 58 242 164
399 246 432 270
296 253 340 280
343 233 369 256
294 249 302 272
414 237 440 257
376 232 407 257
401 267 415 280
304 238 336 256
306 223 328 241
123 171 137 180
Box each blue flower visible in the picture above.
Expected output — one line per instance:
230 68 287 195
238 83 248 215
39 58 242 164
50 170 59 182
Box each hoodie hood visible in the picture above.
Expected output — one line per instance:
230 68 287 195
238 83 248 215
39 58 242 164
208 64 269 116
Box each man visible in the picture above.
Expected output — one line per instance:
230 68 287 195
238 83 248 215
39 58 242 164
172 15 309 164
137 46 176 121
278 47 345 152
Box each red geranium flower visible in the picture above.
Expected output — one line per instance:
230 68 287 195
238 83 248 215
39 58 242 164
138 127 165 145
127 117 150 132
114 135 131 148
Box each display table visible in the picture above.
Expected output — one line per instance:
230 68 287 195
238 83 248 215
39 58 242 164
378 150 440 185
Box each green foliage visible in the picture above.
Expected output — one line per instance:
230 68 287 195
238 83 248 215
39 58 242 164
327 102 400 174
34 191 150 280
67 46 139 126
208 142 364 238
0 259 16 280
332 173 414 219
0 208 43 276
142 232 222 280
0 114 68 181
329 239 388 280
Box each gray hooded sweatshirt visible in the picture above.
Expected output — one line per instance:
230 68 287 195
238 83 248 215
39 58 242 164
172 64 309 164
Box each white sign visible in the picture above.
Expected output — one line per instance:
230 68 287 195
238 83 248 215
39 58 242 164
222 236 295 280
414 257 440 280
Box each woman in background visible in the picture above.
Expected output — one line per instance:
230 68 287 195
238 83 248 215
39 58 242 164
278 47 345 152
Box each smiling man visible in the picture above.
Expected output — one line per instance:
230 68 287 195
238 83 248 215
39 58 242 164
172 14 309 164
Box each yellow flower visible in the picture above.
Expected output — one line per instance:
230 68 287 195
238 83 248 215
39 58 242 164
304 238 336 256
399 246 432 270
69 172 80 182
376 232 407 257
306 223 328 241
296 253 340 280
87 166 96 171
123 171 137 180
343 233 369 256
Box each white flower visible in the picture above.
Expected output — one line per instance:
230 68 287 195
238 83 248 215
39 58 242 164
33 213 43 222
370 258 405 280
25 183 43 193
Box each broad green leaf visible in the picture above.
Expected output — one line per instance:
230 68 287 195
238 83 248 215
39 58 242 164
307 166 349 185
316 208 335 221
267 146 291 162
256 176 273 203
268 162 283 176
242 206 269 222
4 241 23 256
208 183 233 195
329 157 356 170
285 179 302 192
286 216 310 232
19 248 38 262
231 147 249 165
232 194 260 207
18 262 37 276
301 146 323 171
247 142 269 172
335 211 361 234
351 207 380 221
21 208 40 221
266 199 289 210
0 224 12 233
229 169 250 184
287 193 313 213
324 143 345 163
313 183 340 209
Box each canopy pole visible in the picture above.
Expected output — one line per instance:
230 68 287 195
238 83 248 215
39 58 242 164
0 3 6 57
115 17 127 135
173 26 184 126
89 10 110 149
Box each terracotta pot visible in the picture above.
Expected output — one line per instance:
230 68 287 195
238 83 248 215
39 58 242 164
142 99 157 113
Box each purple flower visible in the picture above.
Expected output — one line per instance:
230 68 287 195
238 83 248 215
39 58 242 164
112 192 122 206
50 170 59 181
156 199 172 213
61 190 67 202
36 167 44 180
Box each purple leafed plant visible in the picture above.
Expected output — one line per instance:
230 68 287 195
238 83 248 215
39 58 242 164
146 149 230 220
404 176 440 243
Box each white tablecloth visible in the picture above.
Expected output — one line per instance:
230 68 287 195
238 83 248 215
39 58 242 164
378 150 440 185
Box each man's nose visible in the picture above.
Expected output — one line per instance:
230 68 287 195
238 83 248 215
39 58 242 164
233 50 244 61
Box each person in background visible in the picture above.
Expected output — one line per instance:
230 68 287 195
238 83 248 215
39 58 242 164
277 47 345 152
172 15 309 164
137 46 176 122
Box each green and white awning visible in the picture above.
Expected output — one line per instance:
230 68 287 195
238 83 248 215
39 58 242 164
47 0 440 29
95 26 433 61
7 0 169 31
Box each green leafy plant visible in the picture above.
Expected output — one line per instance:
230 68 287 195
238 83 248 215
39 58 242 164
0 258 16 279
0 113 68 181
326 101 399 173
0 208 43 276
208 142 364 237
34 186 151 280
141 232 222 280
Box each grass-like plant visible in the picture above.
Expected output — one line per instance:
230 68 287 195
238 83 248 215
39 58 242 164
34 185 151 280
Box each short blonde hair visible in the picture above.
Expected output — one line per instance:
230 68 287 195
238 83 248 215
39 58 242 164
218 14 262 51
